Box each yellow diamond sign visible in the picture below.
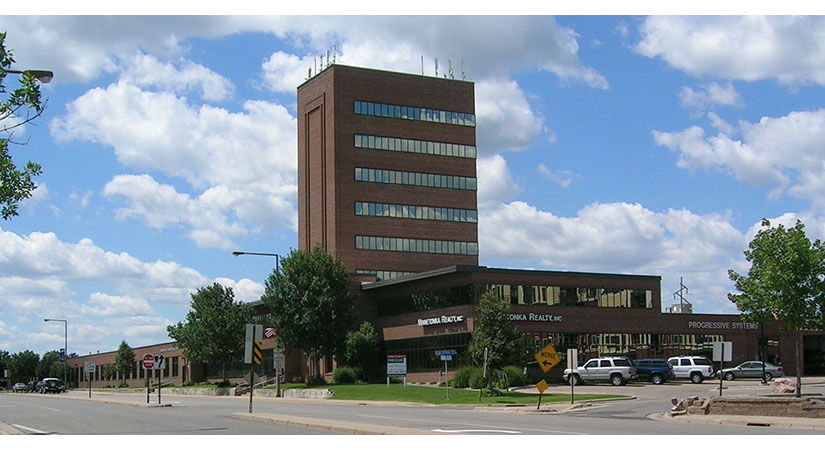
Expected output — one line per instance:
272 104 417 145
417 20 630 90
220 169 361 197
535 343 561 373
536 379 549 394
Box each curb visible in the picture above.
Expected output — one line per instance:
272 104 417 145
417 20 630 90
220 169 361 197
6 392 171 408
0 421 24 435
473 395 636 414
231 412 433 434
651 412 825 431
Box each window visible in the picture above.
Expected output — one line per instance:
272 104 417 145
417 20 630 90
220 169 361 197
585 361 598 368
600 360 613 367
354 167 477 191
353 100 475 128
356 235 478 255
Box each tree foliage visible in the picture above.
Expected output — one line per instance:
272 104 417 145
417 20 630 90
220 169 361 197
345 321 381 381
728 219 825 331
729 219 825 396
261 246 355 377
167 283 254 382
467 290 527 378
1 31 46 220
9 349 39 381
36 350 60 379
115 340 135 384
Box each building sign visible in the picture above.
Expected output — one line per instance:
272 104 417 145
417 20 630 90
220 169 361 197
509 313 563 323
387 355 407 376
688 321 758 330
417 314 465 326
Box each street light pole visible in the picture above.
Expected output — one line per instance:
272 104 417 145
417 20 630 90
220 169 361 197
44 318 67 388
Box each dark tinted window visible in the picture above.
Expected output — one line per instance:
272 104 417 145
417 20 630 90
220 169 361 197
694 358 712 366
637 361 651 367
613 359 631 367
600 360 612 367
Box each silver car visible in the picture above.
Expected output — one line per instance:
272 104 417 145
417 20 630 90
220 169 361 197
720 361 783 381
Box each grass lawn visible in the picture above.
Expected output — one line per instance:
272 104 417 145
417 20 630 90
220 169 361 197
271 383 627 405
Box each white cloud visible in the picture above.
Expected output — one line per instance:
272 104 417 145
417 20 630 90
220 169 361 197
653 109 825 209
475 79 545 155
119 53 235 101
479 200 747 313
538 164 581 188
678 82 743 110
477 155 520 210
637 16 825 86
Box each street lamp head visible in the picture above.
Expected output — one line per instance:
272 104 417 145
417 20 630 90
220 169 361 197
2 68 54 83
232 251 243 257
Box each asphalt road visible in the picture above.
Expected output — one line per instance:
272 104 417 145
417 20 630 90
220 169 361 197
2 378 823 435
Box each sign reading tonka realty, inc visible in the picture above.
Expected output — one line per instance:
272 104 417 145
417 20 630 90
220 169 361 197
509 313 563 323
417 314 465 326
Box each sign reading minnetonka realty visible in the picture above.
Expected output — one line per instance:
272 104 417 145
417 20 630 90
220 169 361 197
417 315 465 326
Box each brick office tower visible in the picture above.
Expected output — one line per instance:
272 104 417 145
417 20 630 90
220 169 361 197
297 65 479 279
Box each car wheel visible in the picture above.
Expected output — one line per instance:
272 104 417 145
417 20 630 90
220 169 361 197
611 374 625 386
690 373 704 384
724 372 735 381
651 373 664 385
764 373 773 381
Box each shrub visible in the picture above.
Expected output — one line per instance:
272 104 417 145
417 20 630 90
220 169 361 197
216 380 232 388
306 376 327 387
469 371 486 389
452 366 480 388
117 382 130 388
502 366 528 388
182 380 195 387
333 366 361 384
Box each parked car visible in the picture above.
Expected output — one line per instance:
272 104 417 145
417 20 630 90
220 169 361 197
24 381 37 393
634 359 674 384
667 356 716 384
12 382 27 393
38 378 63 393
563 356 637 386
720 361 783 381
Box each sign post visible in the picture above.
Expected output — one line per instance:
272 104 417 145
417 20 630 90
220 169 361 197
435 350 456 400
84 361 96 398
154 354 166 405
713 341 732 396
142 354 155 403
273 348 285 397
536 379 549 410
245 324 263 413
567 348 578 404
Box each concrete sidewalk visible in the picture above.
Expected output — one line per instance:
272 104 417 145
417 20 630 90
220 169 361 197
654 412 825 431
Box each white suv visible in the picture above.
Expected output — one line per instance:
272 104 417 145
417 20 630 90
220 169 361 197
564 357 637 386
667 356 715 383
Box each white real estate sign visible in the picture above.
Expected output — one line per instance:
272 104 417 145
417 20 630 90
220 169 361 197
387 355 407 376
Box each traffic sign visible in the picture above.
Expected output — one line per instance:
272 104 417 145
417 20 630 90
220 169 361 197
142 354 155 370
435 349 456 356
84 361 96 374
273 348 285 370
534 343 561 373
252 341 262 365
440 355 452 361
536 379 549 394
244 324 263 364
153 354 166 369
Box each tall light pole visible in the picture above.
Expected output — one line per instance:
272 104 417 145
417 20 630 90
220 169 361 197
43 318 67 387
232 251 280 273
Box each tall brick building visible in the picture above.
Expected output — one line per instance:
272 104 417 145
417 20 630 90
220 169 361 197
297 65 479 278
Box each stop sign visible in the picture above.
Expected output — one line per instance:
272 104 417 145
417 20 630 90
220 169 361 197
142 354 155 370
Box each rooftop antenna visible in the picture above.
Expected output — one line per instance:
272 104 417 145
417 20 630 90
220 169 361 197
448 59 454 79
332 45 336 64
320 53 324 69
434 57 438 77
314 57 317 76
673 277 692 312
326 49 330 67
461 58 466 80
421 55 424 75
307 67 311 79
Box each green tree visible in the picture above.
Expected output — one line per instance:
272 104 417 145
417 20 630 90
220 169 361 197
261 246 355 380
345 321 380 381
9 350 39 381
101 365 117 386
36 350 60 379
115 340 135 386
729 219 825 397
1 31 48 220
467 290 526 392
167 283 253 383
0 350 9 378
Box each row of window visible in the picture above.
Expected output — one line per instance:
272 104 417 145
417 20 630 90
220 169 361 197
356 235 479 256
355 201 478 223
355 269 415 281
355 167 477 191
354 100 475 127
76 357 180 382
487 284 653 309
354 134 477 159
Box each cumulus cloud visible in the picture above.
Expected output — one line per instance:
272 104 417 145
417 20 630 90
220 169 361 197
475 79 545 155
653 109 825 209
538 164 581 188
678 82 743 110
119 53 235 101
637 16 825 86
477 155 520 210
479 201 747 313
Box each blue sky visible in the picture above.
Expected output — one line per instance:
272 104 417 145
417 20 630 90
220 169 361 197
3 12 825 357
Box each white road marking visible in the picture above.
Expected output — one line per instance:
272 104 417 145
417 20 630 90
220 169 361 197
433 428 520 434
356 413 587 435
33 405 62 412
12 424 51 434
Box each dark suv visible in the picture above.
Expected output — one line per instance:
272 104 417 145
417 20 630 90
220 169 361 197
634 359 674 384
